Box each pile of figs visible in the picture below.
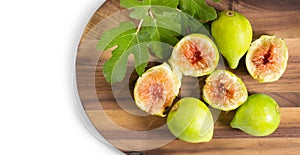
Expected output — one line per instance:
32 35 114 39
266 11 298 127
133 10 287 143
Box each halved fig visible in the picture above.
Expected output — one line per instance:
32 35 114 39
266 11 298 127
246 35 289 83
203 69 248 111
134 63 181 117
168 34 219 77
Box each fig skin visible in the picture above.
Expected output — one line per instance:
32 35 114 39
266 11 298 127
167 97 214 143
246 35 289 83
211 10 253 69
230 94 281 136
134 63 181 117
168 33 219 77
203 69 248 111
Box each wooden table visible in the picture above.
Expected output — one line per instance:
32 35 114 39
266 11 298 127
76 0 300 154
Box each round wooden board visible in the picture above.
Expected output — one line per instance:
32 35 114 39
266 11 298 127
76 0 300 154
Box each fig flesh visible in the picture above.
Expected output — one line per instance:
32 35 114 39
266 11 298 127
168 34 219 77
230 94 281 136
134 63 181 117
203 69 248 111
211 10 253 69
246 35 289 83
167 97 214 143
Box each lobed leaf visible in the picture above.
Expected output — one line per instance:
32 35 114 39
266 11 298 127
120 0 179 8
97 22 151 83
179 0 217 21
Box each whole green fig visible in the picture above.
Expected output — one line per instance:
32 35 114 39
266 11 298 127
211 10 252 69
230 94 281 136
167 97 214 143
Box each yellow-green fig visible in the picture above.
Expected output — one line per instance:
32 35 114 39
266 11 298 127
230 94 281 136
212 10 253 69
167 97 214 143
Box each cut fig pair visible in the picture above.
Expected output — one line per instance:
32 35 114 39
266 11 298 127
134 34 220 116
168 33 248 111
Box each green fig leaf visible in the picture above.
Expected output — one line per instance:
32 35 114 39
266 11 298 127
179 0 217 21
169 10 211 36
97 22 151 83
120 0 179 8
128 6 182 59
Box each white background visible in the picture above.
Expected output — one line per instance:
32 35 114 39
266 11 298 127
0 0 122 154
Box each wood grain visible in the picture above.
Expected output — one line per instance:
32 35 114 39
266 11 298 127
76 0 300 154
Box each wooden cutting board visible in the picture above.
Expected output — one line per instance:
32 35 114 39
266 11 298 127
76 0 300 154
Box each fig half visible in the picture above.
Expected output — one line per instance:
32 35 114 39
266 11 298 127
246 35 289 83
168 34 219 77
203 69 248 111
134 63 181 117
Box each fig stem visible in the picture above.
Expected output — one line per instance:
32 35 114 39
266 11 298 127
226 11 235 17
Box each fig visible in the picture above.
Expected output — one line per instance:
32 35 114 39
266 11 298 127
168 33 219 77
203 69 248 111
134 63 181 117
167 97 214 143
230 94 281 136
211 10 253 69
246 35 289 83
